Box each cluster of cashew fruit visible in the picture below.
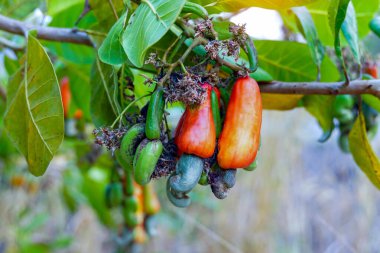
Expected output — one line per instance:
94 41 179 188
111 75 262 209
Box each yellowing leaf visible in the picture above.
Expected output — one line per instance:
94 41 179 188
229 0 317 10
4 35 64 176
262 94 303 110
348 111 380 189
193 0 317 12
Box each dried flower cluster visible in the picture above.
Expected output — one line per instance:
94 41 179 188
144 52 162 68
93 127 127 153
229 24 248 45
203 23 248 62
205 40 221 60
165 73 207 106
194 18 214 38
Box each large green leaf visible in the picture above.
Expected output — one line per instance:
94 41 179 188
362 95 380 113
89 0 124 32
255 40 339 111
90 59 118 127
292 7 325 79
349 111 380 189
353 0 380 38
255 40 339 82
4 35 64 176
46 0 82 16
0 0 42 19
341 2 361 65
122 0 186 67
98 12 128 65
250 68 273 82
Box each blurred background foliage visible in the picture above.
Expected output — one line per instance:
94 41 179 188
1 110 380 252
1 0 380 252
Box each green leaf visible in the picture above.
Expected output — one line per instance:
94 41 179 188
98 12 128 65
328 0 350 81
362 95 380 113
292 7 325 79
308 0 379 46
255 40 339 82
4 55 21 77
4 35 64 176
353 0 380 38
131 68 156 108
341 2 361 65
250 68 273 82
89 0 124 32
122 0 186 67
349 111 380 189
0 0 42 19
45 2 96 64
255 40 339 111
303 95 335 141
47 0 83 16
90 59 118 127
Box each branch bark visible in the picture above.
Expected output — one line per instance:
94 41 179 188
0 14 93 46
259 79 380 98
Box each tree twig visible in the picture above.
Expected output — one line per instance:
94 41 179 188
259 79 380 98
0 37 24 51
74 0 91 26
0 14 93 46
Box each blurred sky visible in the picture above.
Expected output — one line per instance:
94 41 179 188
231 8 283 40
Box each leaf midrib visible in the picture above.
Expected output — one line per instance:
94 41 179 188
24 37 54 156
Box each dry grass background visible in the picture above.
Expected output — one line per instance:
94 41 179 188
1 109 380 253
